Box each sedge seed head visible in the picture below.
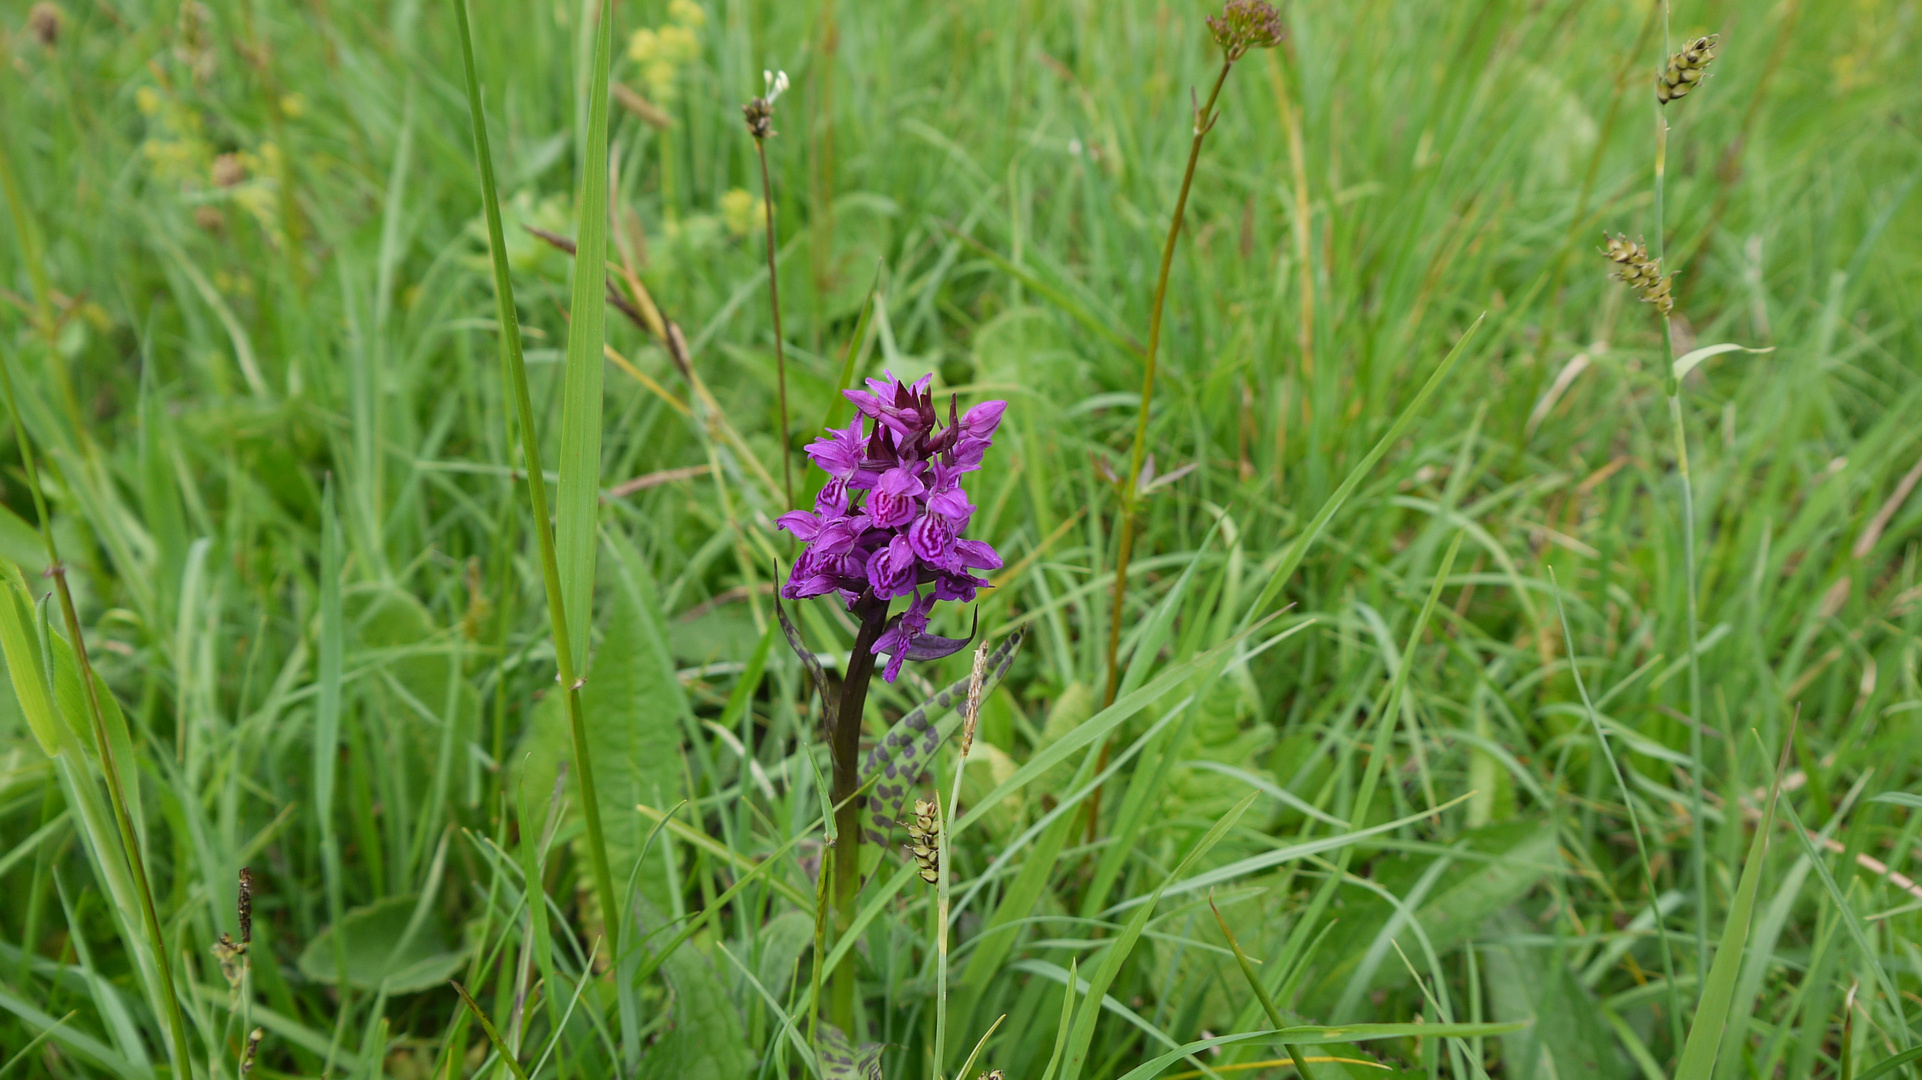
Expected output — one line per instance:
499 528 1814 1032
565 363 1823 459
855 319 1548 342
1657 34 1719 105
1207 0 1284 62
906 798 941 884
1600 232 1674 317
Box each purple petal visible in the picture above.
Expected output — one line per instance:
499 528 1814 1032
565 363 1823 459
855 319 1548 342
776 510 823 540
953 538 1002 570
962 399 1007 439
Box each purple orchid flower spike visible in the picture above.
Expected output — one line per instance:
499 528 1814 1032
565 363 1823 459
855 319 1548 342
778 371 1006 682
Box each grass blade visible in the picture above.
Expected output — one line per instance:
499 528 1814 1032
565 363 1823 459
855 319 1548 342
452 0 620 955
1671 726 1796 1080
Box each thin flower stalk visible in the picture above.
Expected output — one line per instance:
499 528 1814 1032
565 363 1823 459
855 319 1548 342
1102 0 1281 710
1607 0 1721 991
778 372 1006 1031
745 70 795 508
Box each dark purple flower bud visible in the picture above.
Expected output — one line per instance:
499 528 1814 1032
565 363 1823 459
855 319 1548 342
867 465 926 529
867 535 919 599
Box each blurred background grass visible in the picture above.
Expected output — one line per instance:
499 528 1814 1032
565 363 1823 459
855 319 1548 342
1 0 1919 1076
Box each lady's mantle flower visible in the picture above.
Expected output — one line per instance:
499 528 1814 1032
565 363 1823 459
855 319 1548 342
779 372 1006 681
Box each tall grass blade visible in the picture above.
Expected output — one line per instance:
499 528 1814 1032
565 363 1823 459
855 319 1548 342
452 0 620 954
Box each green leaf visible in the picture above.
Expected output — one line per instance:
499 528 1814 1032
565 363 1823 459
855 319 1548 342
1243 316 1483 623
1672 732 1792 1080
1869 792 1922 809
815 1023 884 1080
1857 1047 1922 1080
637 915 757 1080
591 541 690 911
554 0 616 667
296 895 466 993
1306 819 1560 1010
1481 912 1620 1078
1671 342 1772 382
1111 1022 1530 1080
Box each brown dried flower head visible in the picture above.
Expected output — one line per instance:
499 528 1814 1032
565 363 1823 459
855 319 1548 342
28 2 64 47
1657 34 1719 105
1601 233 1673 316
1208 0 1283 62
742 69 788 140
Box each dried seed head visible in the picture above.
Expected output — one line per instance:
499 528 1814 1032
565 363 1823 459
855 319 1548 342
28 1 63 47
742 69 788 140
1600 233 1674 317
906 798 941 885
241 1028 265 1073
742 98 773 140
1657 34 1719 105
1207 0 1283 62
237 866 254 945
960 638 990 759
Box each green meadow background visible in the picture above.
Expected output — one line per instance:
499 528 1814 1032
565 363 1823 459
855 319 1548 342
0 0 1919 1076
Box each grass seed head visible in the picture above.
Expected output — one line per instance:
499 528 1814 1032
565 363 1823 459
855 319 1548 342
1601 233 1674 316
1208 0 1284 62
1657 34 1719 104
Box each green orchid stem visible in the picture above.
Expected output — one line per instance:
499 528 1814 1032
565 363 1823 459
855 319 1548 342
830 604 888 1031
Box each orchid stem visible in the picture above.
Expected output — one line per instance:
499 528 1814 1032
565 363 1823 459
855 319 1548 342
829 605 887 1032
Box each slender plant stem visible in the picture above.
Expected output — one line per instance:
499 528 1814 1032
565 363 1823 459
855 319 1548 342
1085 60 1235 843
0 348 195 1080
829 606 887 1031
454 0 619 957
1650 1 1707 984
1102 59 1235 710
754 136 795 509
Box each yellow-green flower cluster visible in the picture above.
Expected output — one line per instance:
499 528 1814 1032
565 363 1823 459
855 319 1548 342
628 0 705 102
720 187 764 238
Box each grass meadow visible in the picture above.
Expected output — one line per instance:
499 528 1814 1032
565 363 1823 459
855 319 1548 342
1 0 1920 1076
